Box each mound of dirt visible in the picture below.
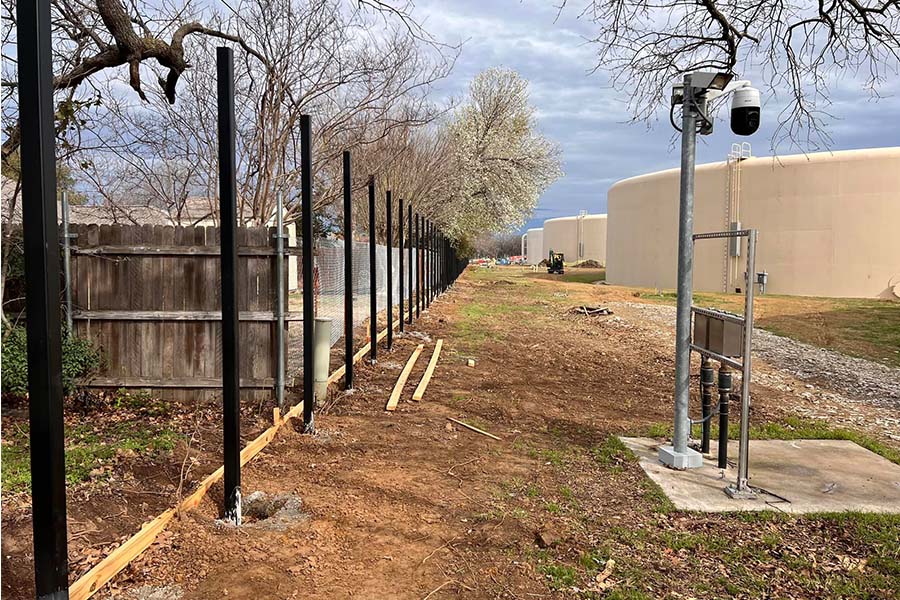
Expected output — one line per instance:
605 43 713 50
574 259 602 268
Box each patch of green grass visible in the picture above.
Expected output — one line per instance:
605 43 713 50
558 485 575 500
1 421 182 494
640 478 675 514
525 269 606 285
528 446 569 467
577 547 609 574
593 435 634 468
811 512 900 581
544 501 562 514
605 591 653 600
1 443 32 493
539 562 578 590
642 422 672 438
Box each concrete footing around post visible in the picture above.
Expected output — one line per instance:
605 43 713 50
658 445 704 470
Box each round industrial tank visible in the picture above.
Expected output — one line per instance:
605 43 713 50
542 214 608 265
606 147 900 298
524 227 544 265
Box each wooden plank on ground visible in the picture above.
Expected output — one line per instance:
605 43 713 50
411 339 443 401
386 344 424 411
447 417 501 441
67 319 401 600
68 509 176 600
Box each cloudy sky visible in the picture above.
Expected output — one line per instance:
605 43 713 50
415 0 900 232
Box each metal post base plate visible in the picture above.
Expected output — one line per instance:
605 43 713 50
724 484 757 500
658 445 704 470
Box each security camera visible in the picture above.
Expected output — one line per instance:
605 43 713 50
730 86 760 136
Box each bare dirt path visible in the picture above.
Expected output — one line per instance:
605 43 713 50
85 268 898 599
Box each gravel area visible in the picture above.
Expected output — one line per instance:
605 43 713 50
610 301 900 441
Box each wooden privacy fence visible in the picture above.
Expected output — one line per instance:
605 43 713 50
70 223 297 401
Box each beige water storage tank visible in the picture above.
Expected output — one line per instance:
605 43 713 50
606 147 900 298
542 213 608 265
524 227 544 265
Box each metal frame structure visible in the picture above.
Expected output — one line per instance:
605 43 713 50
690 228 758 498
386 191 393 349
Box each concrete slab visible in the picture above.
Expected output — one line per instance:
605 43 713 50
621 437 900 514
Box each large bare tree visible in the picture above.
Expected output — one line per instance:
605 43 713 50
561 0 900 149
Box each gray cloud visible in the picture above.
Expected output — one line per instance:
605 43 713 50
417 0 900 231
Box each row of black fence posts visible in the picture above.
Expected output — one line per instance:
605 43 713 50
18 19 466 595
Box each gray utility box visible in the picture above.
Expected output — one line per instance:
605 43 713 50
693 309 744 358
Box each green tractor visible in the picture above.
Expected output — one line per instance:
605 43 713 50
547 250 565 275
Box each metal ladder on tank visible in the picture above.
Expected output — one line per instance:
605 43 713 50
723 143 752 292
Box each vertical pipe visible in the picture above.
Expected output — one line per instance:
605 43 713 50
217 46 241 524
670 76 699 461
407 205 413 324
398 199 404 333
275 192 286 411
342 151 353 389
736 230 757 490
717 366 732 469
19 0 70 588
423 220 428 309
61 192 73 337
368 177 377 361
300 114 315 433
386 191 393 350
700 356 714 454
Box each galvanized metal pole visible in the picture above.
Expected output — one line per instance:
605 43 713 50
407 205 413 325
275 192 285 411
217 46 242 524
342 151 354 389
19 0 70 589
386 191 393 350
61 191 73 337
398 199 405 333
368 177 377 361
736 230 757 490
300 114 315 432
660 75 703 470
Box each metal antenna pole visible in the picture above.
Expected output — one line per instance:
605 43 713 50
217 46 242 523
275 192 285 411
660 75 703 470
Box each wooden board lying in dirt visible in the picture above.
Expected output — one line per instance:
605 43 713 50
386 344 425 411
412 339 443 401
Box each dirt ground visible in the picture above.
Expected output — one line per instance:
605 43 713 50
5 267 899 599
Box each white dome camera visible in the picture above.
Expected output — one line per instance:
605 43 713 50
730 86 760 136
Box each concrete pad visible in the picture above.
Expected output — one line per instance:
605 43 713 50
621 437 900 514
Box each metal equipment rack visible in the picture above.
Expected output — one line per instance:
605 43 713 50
690 228 758 498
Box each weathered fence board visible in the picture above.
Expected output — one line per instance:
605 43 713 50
70 223 289 400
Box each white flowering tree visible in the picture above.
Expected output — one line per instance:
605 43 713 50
445 68 561 239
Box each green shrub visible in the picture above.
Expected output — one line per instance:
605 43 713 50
2 325 101 396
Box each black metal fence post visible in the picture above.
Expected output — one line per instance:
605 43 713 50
398 199 404 333
300 114 315 433
368 177 377 361
19 0 70 591
217 46 241 524
343 151 353 389
424 220 430 309
415 214 421 319
386 190 393 350
407 205 413 325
